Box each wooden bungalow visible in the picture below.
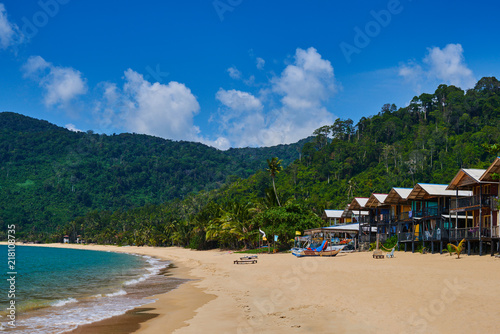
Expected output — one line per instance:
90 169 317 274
346 197 373 244
447 167 499 255
385 187 412 219
479 157 500 251
399 183 472 253
365 194 391 243
384 188 413 242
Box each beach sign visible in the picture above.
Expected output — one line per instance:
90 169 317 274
274 235 278 242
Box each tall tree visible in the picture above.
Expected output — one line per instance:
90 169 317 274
266 157 283 207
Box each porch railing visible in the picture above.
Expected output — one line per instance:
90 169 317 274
399 232 419 242
398 207 441 221
448 227 492 240
399 228 448 242
450 195 494 211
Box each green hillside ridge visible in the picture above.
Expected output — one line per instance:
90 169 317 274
0 112 307 239
2 77 500 246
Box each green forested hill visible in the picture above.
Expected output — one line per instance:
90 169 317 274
0 112 306 239
3 77 500 246
219 78 500 211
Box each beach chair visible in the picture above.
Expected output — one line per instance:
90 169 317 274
386 248 395 258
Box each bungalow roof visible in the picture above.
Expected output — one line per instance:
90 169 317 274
322 210 344 219
446 168 487 190
385 188 413 204
479 157 500 182
348 197 369 210
408 183 472 200
365 193 389 208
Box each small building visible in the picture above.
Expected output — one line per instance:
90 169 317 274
346 197 372 244
400 183 472 253
63 235 70 244
322 210 345 225
447 166 499 255
365 193 391 242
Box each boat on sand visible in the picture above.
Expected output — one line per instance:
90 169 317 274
292 240 344 257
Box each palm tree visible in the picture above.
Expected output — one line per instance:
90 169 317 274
266 157 283 207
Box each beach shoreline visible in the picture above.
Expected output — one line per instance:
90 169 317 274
9 243 215 334
9 243 500 333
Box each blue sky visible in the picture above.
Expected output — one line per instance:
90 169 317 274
1 0 499 149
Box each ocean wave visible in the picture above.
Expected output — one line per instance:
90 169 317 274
10 297 156 334
52 297 78 307
124 256 169 286
105 289 127 297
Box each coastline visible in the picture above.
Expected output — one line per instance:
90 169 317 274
10 243 500 333
11 243 215 334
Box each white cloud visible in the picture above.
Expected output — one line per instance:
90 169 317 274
216 88 263 113
256 57 265 70
0 3 23 50
95 69 202 142
227 66 242 79
423 44 475 89
399 43 476 92
65 124 83 132
214 47 337 148
22 55 88 107
273 47 336 110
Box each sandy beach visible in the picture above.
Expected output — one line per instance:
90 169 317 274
26 244 500 333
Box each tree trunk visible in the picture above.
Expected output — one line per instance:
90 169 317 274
273 178 281 207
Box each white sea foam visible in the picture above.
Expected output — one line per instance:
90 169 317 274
105 289 127 297
9 296 156 334
3 253 171 334
52 298 78 307
124 256 169 286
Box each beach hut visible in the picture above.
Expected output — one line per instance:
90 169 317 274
479 157 500 254
365 193 391 243
384 188 413 249
447 166 499 255
404 183 472 253
346 197 372 246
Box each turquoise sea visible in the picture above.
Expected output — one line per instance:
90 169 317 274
0 246 183 333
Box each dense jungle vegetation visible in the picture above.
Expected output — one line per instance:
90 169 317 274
2 77 500 249
0 112 306 240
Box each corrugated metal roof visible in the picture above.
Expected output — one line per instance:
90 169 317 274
323 210 344 218
365 193 389 207
408 183 472 199
447 169 487 190
349 197 369 210
385 188 413 204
